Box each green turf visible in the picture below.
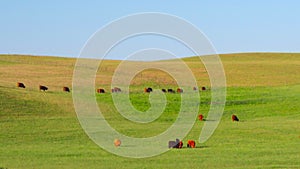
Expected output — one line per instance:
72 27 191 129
0 54 300 168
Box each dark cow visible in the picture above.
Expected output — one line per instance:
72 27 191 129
198 114 204 121
168 89 175 93
112 87 121 93
144 87 152 93
97 88 105 93
232 114 239 122
63 87 70 92
39 85 48 91
201 86 206 91
177 88 183 93
161 89 166 93
168 139 183 149
193 87 197 91
17 82 25 88
187 140 196 148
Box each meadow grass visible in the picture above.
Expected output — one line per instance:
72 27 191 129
0 53 299 168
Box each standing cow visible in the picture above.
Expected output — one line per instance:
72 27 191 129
17 82 26 88
63 87 70 92
232 114 239 122
39 85 48 91
97 88 105 93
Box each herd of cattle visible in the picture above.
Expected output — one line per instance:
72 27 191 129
17 81 240 149
17 82 208 94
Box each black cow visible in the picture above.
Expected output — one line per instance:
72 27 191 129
168 89 175 93
161 89 166 93
17 82 25 88
39 85 48 91
144 87 153 93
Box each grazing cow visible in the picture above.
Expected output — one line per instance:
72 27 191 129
193 87 197 91
17 82 25 88
112 87 121 93
144 87 153 93
232 114 239 122
161 89 166 93
177 88 183 93
168 89 175 93
39 85 48 91
63 87 70 92
97 88 105 93
168 139 182 149
198 114 204 121
201 86 206 91
187 140 196 148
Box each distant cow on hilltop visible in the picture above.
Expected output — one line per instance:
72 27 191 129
39 85 48 91
17 82 26 88
144 87 153 93
63 87 70 92
97 88 105 93
177 88 183 93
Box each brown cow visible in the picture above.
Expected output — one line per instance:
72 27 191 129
144 87 152 93
63 87 70 92
201 86 206 91
187 140 196 148
97 88 105 93
198 114 204 121
232 114 239 122
17 82 25 88
177 88 183 93
112 87 121 93
39 85 48 91
193 87 197 91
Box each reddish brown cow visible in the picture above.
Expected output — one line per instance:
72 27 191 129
232 114 239 122
198 114 204 121
177 88 183 93
63 87 70 92
187 140 196 148
17 82 25 88
144 87 152 93
97 88 105 93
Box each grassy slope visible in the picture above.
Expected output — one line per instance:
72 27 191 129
0 53 300 168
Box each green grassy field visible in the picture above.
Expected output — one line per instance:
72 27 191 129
0 53 299 168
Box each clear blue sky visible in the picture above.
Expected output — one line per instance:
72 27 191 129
1 1 300 59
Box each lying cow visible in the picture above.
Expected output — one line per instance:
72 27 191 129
232 114 239 122
39 85 48 91
168 138 183 149
161 89 166 93
187 140 196 148
17 82 25 88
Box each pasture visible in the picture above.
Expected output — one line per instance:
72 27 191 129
0 53 299 168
